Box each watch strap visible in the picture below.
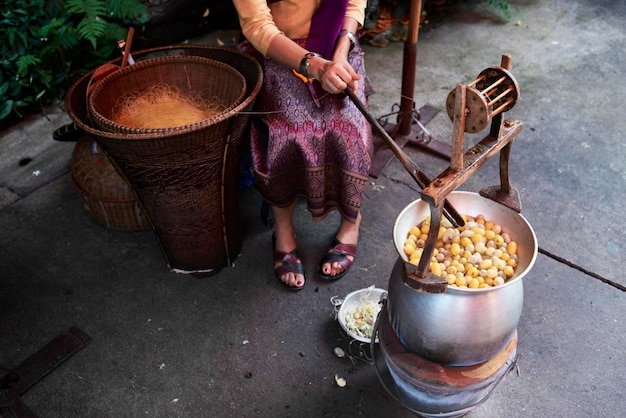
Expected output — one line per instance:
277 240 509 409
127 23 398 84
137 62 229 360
299 52 321 80
338 29 357 51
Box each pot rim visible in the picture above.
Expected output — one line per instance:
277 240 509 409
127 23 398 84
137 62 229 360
393 191 538 293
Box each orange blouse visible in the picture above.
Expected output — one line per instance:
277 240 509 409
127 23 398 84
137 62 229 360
233 0 367 57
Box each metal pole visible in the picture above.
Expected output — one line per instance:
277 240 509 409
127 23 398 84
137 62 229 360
397 0 422 136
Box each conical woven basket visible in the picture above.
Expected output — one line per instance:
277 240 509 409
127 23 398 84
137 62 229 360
65 46 263 275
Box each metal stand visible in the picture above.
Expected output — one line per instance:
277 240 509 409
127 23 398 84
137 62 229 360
370 0 452 178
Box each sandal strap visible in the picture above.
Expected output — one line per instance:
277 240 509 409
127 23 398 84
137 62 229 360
319 239 357 271
328 239 357 257
275 263 304 279
320 252 353 271
274 249 300 263
274 250 304 275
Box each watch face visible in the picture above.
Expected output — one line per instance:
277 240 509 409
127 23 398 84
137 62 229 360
339 30 356 50
346 32 356 50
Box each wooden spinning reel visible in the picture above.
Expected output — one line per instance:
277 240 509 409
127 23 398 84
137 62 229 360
404 54 525 291
445 61 520 135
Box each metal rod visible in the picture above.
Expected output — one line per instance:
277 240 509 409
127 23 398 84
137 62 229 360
345 89 465 228
416 201 442 278
499 136 513 194
397 0 422 136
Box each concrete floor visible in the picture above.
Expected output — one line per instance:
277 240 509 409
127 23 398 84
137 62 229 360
1 0 625 417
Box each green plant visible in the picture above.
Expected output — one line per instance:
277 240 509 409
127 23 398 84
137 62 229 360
0 0 149 129
478 0 511 21
438 0 511 21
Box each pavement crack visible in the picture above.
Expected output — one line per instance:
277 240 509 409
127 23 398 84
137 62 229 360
538 247 625 291
382 174 422 194
377 176 624 292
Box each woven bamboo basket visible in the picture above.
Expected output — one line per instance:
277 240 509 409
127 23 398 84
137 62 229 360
88 55 246 135
71 135 151 231
65 47 263 275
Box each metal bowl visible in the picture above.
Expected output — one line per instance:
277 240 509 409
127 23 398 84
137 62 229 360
338 287 387 343
388 191 537 366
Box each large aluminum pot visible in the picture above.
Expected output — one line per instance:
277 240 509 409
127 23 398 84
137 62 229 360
388 191 537 366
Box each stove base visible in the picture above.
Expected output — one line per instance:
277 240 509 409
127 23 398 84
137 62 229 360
375 306 517 417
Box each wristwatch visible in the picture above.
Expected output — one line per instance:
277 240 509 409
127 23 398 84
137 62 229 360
299 52 321 80
338 29 357 51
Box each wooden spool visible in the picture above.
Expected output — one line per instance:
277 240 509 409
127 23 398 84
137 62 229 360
445 63 520 134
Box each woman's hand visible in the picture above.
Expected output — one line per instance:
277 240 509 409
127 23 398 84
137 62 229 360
309 57 360 94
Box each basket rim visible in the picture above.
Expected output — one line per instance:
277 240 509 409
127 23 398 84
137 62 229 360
66 46 264 142
109 45 264 99
87 55 247 135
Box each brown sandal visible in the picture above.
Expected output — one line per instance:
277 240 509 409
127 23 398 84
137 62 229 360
318 239 357 281
273 234 305 291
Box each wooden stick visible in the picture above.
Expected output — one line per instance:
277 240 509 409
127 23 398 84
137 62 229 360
491 98 515 117
467 75 485 88
487 87 514 107
481 76 507 97
450 84 466 172
121 27 135 69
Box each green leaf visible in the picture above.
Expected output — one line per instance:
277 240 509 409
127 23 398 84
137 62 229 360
57 26 81 50
40 16 67 38
16 55 41 76
1 0 150 126
9 82 22 97
107 0 148 20
7 29 15 47
77 15 107 48
0 99 14 120
65 0 107 17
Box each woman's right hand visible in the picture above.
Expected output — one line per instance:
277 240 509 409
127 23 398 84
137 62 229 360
310 57 360 94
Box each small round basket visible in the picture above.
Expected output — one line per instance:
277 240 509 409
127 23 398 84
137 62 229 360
88 55 247 135
338 287 387 343
71 135 151 231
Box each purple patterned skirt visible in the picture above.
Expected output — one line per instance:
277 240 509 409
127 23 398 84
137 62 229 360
239 40 373 223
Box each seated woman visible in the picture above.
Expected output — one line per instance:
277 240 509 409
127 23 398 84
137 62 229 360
233 0 372 290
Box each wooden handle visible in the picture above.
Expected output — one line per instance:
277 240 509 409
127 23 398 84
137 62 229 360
345 89 465 227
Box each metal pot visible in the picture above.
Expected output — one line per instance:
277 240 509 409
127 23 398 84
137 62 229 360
387 191 537 366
